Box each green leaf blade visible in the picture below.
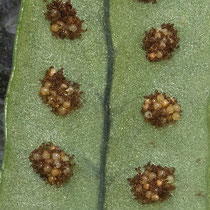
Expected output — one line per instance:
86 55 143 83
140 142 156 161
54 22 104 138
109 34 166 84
0 0 108 209
105 0 210 209
1 0 210 209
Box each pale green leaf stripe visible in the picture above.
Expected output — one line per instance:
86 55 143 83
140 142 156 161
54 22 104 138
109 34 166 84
105 0 210 209
0 0 108 209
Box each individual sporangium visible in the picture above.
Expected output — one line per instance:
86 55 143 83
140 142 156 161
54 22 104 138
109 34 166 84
40 66 82 116
141 90 181 127
45 0 86 40
138 0 157 3
29 142 74 187
128 162 176 204
143 24 180 62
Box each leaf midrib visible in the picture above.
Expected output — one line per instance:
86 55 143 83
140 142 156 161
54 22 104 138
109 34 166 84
98 0 115 209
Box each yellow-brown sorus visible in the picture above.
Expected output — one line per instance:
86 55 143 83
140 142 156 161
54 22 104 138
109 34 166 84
128 162 176 204
141 90 181 127
45 0 86 40
39 66 82 116
29 142 74 187
143 23 180 62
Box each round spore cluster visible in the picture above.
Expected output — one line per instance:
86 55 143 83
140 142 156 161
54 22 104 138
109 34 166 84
128 162 176 204
45 0 86 40
143 23 179 62
141 90 181 127
138 0 157 3
40 66 82 116
29 142 74 187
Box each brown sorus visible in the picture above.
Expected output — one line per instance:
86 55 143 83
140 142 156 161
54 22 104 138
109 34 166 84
45 0 86 40
40 66 82 116
141 90 181 127
29 142 74 187
195 192 204 197
143 23 179 62
138 0 157 3
128 162 176 204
